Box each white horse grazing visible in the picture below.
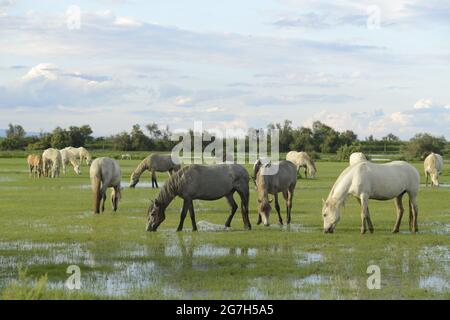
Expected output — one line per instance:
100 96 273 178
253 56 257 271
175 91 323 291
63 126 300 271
60 148 81 175
424 152 444 187
90 157 122 214
349 152 367 166
286 151 316 178
42 148 62 178
67 147 92 165
121 154 132 160
322 161 420 234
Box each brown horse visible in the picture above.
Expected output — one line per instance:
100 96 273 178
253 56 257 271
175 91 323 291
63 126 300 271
27 154 43 178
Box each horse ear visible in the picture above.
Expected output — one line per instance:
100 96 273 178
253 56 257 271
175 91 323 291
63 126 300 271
322 198 325 205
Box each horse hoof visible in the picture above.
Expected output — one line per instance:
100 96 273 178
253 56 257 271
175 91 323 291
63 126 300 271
392 229 399 233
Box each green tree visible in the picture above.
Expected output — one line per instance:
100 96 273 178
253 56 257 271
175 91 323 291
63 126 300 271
112 131 132 151
50 127 70 149
402 133 446 159
0 124 27 150
130 124 150 151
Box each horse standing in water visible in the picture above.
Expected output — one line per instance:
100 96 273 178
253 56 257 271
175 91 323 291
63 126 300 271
90 157 122 214
322 161 420 234
146 164 251 232
253 159 297 226
130 154 181 188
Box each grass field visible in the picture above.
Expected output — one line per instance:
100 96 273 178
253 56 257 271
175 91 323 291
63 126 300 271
0 157 449 299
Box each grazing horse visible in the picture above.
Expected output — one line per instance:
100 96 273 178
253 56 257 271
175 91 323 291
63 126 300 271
349 152 367 166
42 148 62 178
322 161 420 234
67 147 92 166
146 164 251 232
121 154 132 160
60 148 81 175
424 152 444 187
130 154 181 188
286 151 316 178
253 159 297 226
90 157 122 214
27 154 43 178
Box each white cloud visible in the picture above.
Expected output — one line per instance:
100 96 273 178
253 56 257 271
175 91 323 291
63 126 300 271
413 98 433 109
0 64 131 109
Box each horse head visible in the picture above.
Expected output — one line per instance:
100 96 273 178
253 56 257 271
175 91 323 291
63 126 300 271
146 200 166 231
322 198 341 233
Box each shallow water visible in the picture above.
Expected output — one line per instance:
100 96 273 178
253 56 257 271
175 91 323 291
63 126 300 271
0 237 448 298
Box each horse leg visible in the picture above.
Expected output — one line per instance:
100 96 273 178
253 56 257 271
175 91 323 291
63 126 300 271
274 193 283 225
409 195 419 233
425 172 429 187
392 194 404 233
239 189 251 230
177 199 189 232
188 200 197 231
224 193 238 228
360 194 370 234
287 188 294 224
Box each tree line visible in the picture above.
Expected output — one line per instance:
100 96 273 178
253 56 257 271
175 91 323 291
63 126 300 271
0 121 447 160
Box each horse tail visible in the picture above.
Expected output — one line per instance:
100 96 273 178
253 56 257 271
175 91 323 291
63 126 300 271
92 175 102 213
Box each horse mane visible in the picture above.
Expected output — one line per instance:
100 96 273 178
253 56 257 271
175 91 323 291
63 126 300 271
132 156 151 179
155 165 189 206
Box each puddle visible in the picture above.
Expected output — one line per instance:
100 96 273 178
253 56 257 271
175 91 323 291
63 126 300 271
193 244 230 257
419 276 449 292
0 177 16 182
270 223 316 233
293 275 329 287
197 220 227 232
420 183 450 188
295 252 324 265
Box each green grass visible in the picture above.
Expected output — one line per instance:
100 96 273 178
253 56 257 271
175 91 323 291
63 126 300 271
0 157 449 299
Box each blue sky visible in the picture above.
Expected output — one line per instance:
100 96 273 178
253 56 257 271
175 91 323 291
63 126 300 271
1 0 449 138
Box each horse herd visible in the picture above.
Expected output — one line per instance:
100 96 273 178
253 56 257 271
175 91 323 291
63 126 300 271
25 149 445 234
27 147 92 178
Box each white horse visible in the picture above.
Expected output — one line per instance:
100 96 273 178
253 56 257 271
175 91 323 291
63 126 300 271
60 148 81 175
322 161 420 234
424 152 444 187
67 147 92 166
90 157 122 214
349 152 367 166
121 154 132 160
42 148 62 178
286 151 316 178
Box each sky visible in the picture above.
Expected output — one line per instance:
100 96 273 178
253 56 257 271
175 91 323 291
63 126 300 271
0 0 449 139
